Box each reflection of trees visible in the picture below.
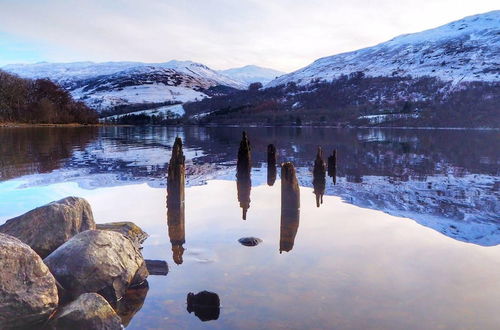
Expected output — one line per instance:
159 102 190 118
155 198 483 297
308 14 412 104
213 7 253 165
182 127 499 179
0 127 98 181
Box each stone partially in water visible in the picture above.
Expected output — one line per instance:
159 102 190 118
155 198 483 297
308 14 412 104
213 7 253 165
187 291 221 322
0 196 95 258
51 293 122 330
238 237 263 246
145 259 169 275
0 233 58 329
96 221 149 247
44 230 148 304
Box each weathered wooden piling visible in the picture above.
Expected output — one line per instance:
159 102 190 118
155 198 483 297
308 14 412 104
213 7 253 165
280 162 300 253
167 205 185 265
236 131 251 174
267 144 277 186
236 131 252 220
313 147 326 207
167 137 185 207
327 149 337 185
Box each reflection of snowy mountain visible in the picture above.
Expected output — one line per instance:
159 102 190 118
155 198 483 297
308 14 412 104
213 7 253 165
1 126 498 245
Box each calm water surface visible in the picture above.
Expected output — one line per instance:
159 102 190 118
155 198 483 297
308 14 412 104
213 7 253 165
0 126 499 329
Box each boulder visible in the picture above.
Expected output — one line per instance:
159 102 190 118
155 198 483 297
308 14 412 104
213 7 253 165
51 293 122 330
238 237 263 247
0 233 58 329
44 230 148 304
0 197 95 258
145 259 169 276
96 221 149 247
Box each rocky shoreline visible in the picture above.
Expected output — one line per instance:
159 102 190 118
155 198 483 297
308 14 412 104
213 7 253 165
0 197 154 329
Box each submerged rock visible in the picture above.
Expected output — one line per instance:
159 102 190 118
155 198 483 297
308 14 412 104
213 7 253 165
145 259 169 276
0 196 95 258
238 237 263 246
0 233 58 329
51 293 121 330
187 291 221 322
96 221 149 247
44 230 148 304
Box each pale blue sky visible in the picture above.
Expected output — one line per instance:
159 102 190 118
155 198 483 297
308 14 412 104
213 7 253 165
0 0 498 71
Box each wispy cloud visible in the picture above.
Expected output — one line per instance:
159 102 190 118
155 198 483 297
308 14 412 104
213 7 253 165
0 0 497 71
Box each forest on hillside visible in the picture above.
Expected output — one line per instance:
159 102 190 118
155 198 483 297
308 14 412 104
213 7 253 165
182 74 500 128
0 70 98 124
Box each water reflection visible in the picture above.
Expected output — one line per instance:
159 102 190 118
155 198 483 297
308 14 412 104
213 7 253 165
1 126 498 245
186 291 221 322
116 281 149 327
0 127 98 181
167 205 185 265
280 162 301 253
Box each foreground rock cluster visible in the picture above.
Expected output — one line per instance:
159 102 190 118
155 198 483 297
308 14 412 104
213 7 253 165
0 197 154 329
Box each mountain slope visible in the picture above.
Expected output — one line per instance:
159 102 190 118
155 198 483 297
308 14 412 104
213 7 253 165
268 11 500 87
219 65 285 85
3 60 246 111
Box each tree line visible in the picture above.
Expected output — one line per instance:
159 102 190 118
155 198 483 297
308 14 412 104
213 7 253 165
183 73 500 128
0 70 98 124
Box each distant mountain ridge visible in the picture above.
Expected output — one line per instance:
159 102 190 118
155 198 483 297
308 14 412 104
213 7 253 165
268 11 500 87
219 65 285 86
2 60 247 111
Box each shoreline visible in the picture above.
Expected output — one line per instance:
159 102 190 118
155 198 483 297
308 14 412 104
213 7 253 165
1 122 498 130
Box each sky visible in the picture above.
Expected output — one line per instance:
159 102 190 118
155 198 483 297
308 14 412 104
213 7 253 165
0 0 498 72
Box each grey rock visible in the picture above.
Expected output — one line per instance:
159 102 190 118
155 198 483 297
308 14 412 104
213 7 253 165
145 259 169 276
0 197 95 258
96 221 149 246
51 293 122 330
44 230 148 304
0 233 58 329
238 237 263 246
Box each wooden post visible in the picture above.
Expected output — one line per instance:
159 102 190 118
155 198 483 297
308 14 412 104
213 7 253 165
313 147 326 207
236 131 251 219
167 137 185 207
267 144 277 186
327 149 337 185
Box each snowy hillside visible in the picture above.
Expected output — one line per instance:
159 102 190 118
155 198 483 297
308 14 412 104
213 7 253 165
219 65 285 85
268 11 500 87
3 60 246 111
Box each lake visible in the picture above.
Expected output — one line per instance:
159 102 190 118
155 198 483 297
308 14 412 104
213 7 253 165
0 126 499 329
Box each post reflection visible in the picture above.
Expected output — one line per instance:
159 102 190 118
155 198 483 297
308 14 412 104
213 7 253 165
313 147 326 207
236 132 252 220
167 205 185 265
280 162 301 253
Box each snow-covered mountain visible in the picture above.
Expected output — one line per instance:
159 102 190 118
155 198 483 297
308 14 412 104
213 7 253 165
2 60 246 111
268 11 500 87
219 65 285 86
